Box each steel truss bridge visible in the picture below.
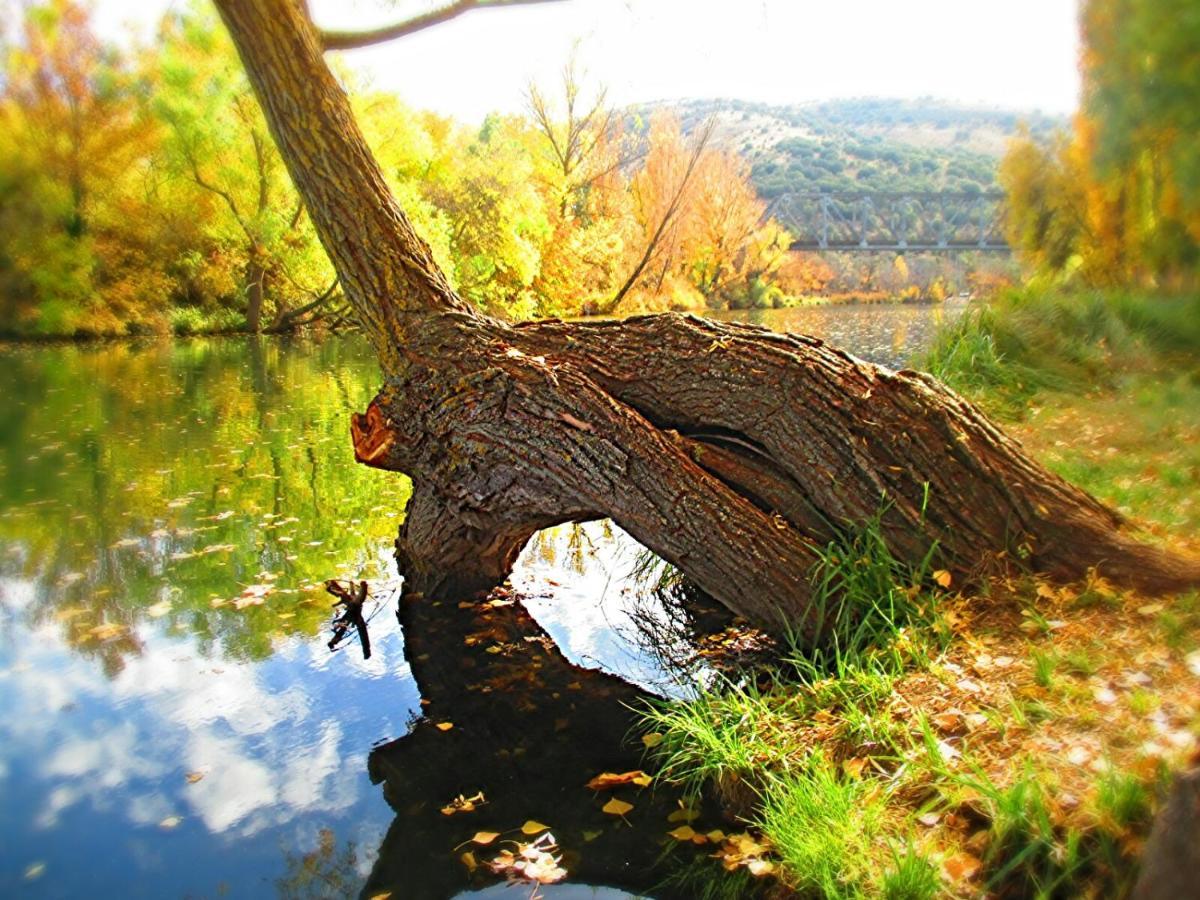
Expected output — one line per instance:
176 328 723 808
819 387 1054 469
765 191 1010 253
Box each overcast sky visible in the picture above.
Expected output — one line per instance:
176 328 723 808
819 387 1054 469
89 0 1082 124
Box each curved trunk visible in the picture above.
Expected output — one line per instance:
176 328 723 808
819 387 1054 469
215 0 1200 642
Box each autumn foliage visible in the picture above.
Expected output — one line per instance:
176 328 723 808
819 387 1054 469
0 2 822 337
1000 0 1200 289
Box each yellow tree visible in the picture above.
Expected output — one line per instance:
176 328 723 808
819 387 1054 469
0 0 164 334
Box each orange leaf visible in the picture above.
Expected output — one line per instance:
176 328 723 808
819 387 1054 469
586 770 651 791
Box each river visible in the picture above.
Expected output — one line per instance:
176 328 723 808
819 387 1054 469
0 303 959 899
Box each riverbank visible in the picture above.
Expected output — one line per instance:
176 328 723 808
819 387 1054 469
635 289 1200 898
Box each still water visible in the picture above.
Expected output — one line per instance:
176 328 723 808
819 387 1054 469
0 303 956 898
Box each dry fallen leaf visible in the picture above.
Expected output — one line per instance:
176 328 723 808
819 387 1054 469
941 852 982 881
933 569 953 588
842 757 867 778
586 770 652 791
601 798 633 816
440 791 486 816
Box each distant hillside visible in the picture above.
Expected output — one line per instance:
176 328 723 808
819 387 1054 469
629 97 1066 197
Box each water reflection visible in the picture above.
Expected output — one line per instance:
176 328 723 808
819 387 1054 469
710 300 962 369
0 305 951 897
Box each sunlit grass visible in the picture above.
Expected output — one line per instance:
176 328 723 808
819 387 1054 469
920 288 1200 419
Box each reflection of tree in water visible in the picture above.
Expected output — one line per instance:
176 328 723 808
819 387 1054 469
359 579 736 900
0 337 409 673
276 828 361 900
525 521 612 576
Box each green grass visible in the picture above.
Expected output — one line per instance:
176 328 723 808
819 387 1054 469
919 288 1200 418
784 503 947 672
640 509 952 891
755 754 888 899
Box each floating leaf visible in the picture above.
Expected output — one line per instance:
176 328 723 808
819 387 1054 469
521 820 550 835
667 805 699 823
601 798 633 816
667 825 696 841
440 791 486 816
471 831 500 845
586 770 652 791
460 851 477 872
582 829 602 842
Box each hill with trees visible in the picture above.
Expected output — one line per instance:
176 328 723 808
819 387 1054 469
631 97 1064 196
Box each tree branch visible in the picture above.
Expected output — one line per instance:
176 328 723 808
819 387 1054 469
320 0 567 51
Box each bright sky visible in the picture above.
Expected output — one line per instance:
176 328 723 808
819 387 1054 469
90 0 1082 123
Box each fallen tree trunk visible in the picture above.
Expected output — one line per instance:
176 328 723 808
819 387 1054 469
216 0 1200 640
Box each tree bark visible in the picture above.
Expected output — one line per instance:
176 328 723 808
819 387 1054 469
214 0 1200 639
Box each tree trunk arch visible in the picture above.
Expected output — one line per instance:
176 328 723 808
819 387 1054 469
214 0 1200 639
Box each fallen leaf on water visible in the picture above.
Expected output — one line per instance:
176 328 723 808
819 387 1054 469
586 770 652 791
488 833 566 885
440 791 486 816
159 816 182 830
185 771 205 784
471 831 499 845
667 805 699 823
582 829 602 842
521 820 550 835
89 623 127 640
602 798 633 816
641 732 664 749
460 851 477 872
435 722 454 732
706 829 727 842
667 825 696 841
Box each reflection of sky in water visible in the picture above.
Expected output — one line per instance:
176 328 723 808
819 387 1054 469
0 306 951 896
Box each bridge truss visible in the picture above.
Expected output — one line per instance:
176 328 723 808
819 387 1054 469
765 191 1010 253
